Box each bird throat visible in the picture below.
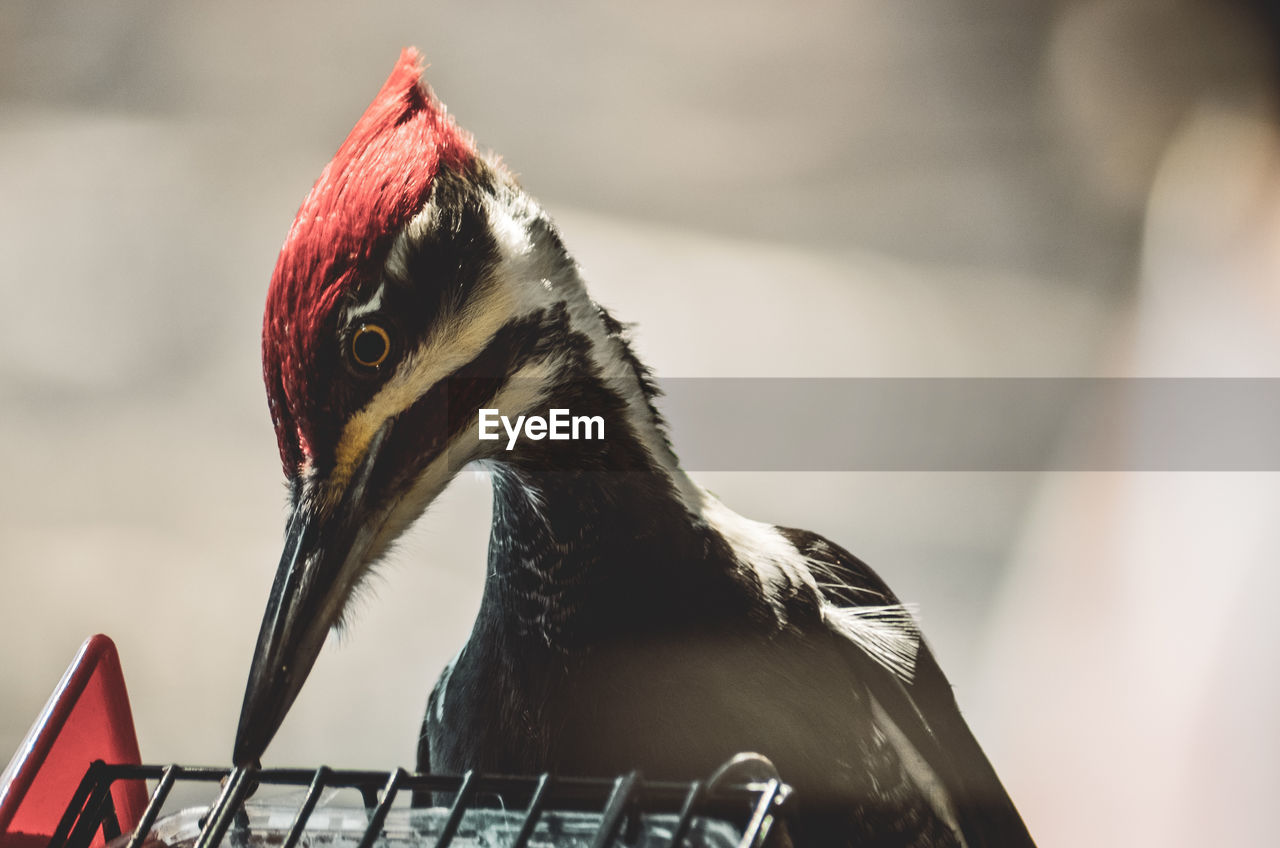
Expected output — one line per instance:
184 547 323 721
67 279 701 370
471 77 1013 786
478 351 716 652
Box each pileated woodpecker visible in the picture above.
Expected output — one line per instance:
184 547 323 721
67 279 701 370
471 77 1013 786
234 50 1035 848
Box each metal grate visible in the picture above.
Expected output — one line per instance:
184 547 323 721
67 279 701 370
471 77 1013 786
49 758 790 848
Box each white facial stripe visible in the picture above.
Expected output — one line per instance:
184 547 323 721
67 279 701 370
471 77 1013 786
480 192 705 512
362 435 459 564
351 354 561 572
590 336 701 510
485 354 560 425
329 276 516 492
384 203 440 284
483 192 562 314
345 280 388 324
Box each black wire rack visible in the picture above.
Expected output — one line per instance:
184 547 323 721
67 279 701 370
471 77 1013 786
49 758 791 848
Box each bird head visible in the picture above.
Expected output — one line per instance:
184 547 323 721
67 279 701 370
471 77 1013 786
233 49 645 765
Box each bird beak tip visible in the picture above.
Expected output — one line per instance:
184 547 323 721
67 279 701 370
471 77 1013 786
234 420 397 767
232 674 280 766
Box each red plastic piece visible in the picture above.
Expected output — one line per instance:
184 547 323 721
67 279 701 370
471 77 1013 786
0 635 147 846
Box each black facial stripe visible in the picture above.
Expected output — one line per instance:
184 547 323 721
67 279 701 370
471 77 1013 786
364 309 552 500
383 164 502 329
519 318 659 473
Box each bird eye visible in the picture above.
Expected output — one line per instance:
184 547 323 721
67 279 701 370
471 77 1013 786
350 323 392 369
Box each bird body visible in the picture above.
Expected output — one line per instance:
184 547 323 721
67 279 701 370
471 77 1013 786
235 49 1036 848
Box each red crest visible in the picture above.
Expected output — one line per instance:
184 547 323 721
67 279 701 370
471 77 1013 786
262 48 475 474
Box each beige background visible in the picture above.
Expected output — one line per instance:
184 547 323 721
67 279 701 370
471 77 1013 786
2 2 1278 846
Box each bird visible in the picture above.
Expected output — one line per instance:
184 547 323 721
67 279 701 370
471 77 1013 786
233 48 1036 848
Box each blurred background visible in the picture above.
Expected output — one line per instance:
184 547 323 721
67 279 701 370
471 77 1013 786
2 2 1278 846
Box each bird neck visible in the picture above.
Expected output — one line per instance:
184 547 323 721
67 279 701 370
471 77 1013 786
477 315 724 650
483 466 705 642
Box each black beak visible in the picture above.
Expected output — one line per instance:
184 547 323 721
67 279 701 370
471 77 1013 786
233 422 393 766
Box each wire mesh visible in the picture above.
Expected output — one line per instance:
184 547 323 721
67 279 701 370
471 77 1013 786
49 759 790 848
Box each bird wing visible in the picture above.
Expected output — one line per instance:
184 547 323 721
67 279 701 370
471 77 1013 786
780 527 1037 848
417 656 454 773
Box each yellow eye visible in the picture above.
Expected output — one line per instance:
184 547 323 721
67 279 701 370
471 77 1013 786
351 323 391 368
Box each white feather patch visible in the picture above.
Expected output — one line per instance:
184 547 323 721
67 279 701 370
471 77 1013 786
823 602 922 683
697 496 923 685
698 494 811 616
